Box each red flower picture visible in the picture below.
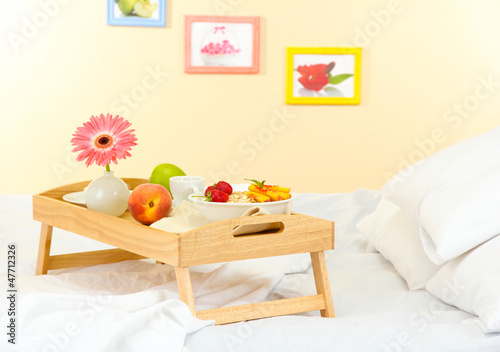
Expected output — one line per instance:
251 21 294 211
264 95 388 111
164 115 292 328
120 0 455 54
296 61 353 92
297 64 330 91
287 48 361 105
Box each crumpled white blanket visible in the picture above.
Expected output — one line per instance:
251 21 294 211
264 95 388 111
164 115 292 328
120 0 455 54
0 251 312 352
5 293 209 352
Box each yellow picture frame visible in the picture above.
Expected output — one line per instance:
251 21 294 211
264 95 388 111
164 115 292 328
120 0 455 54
286 47 362 105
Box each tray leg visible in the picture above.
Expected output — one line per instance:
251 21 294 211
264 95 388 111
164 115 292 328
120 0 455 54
36 223 53 275
310 251 335 318
175 266 196 316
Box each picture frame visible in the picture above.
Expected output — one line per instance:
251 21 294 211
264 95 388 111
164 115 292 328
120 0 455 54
184 15 260 74
107 0 166 27
286 47 362 105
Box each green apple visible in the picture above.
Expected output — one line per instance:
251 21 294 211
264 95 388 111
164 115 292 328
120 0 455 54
134 0 158 18
116 0 138 15
149 163 186 196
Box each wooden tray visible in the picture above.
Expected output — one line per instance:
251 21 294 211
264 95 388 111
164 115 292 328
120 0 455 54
33 178 335 324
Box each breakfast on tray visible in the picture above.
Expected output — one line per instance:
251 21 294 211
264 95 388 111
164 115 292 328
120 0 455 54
200 179 292 204
187 179 294 222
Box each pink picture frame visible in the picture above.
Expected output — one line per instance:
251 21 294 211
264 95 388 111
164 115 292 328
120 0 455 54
184 15 260 74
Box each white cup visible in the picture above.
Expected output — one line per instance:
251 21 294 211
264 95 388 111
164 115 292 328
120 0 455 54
169 176 205 207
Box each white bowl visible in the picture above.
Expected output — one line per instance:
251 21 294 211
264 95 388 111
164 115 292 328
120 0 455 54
188 184 294 222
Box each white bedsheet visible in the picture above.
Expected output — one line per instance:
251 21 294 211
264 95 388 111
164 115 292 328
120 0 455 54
1 190 500 351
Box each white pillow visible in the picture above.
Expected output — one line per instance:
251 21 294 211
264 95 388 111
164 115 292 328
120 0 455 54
382 125 500 264
426 234 500 333
356 198 442 290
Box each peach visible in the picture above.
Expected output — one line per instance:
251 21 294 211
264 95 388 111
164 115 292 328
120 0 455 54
128 183 172 225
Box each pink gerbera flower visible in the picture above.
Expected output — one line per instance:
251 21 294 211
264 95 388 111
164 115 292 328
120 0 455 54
71 114 137 169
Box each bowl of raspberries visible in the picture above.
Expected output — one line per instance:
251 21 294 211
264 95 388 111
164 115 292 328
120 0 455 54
188 180 294 222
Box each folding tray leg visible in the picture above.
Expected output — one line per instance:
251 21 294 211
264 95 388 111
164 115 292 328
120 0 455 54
175 266 197 316
36 223 53 275
194 252 336 325
310 251 335 318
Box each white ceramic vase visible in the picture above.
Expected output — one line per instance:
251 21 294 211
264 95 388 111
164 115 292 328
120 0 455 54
85 171 129 216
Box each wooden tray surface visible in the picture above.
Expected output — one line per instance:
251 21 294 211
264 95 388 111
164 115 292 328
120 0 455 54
33 179 334 267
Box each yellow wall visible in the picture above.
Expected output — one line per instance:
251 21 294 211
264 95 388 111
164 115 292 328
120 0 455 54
2 0 500 194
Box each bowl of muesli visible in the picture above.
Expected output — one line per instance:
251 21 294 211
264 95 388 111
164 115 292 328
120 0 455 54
188 184 294 222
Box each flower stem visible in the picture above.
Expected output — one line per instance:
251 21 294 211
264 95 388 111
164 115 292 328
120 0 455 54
105 164 111 172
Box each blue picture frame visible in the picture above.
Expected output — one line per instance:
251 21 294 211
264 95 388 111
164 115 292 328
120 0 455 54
107 0 166 27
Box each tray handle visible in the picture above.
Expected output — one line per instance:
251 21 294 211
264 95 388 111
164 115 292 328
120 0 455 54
204 213 312 241
232 217 284 237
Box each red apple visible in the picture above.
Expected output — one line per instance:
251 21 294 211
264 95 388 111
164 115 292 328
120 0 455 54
128 183 172 225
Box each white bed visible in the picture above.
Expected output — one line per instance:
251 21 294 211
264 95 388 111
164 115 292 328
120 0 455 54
3 126 500 351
